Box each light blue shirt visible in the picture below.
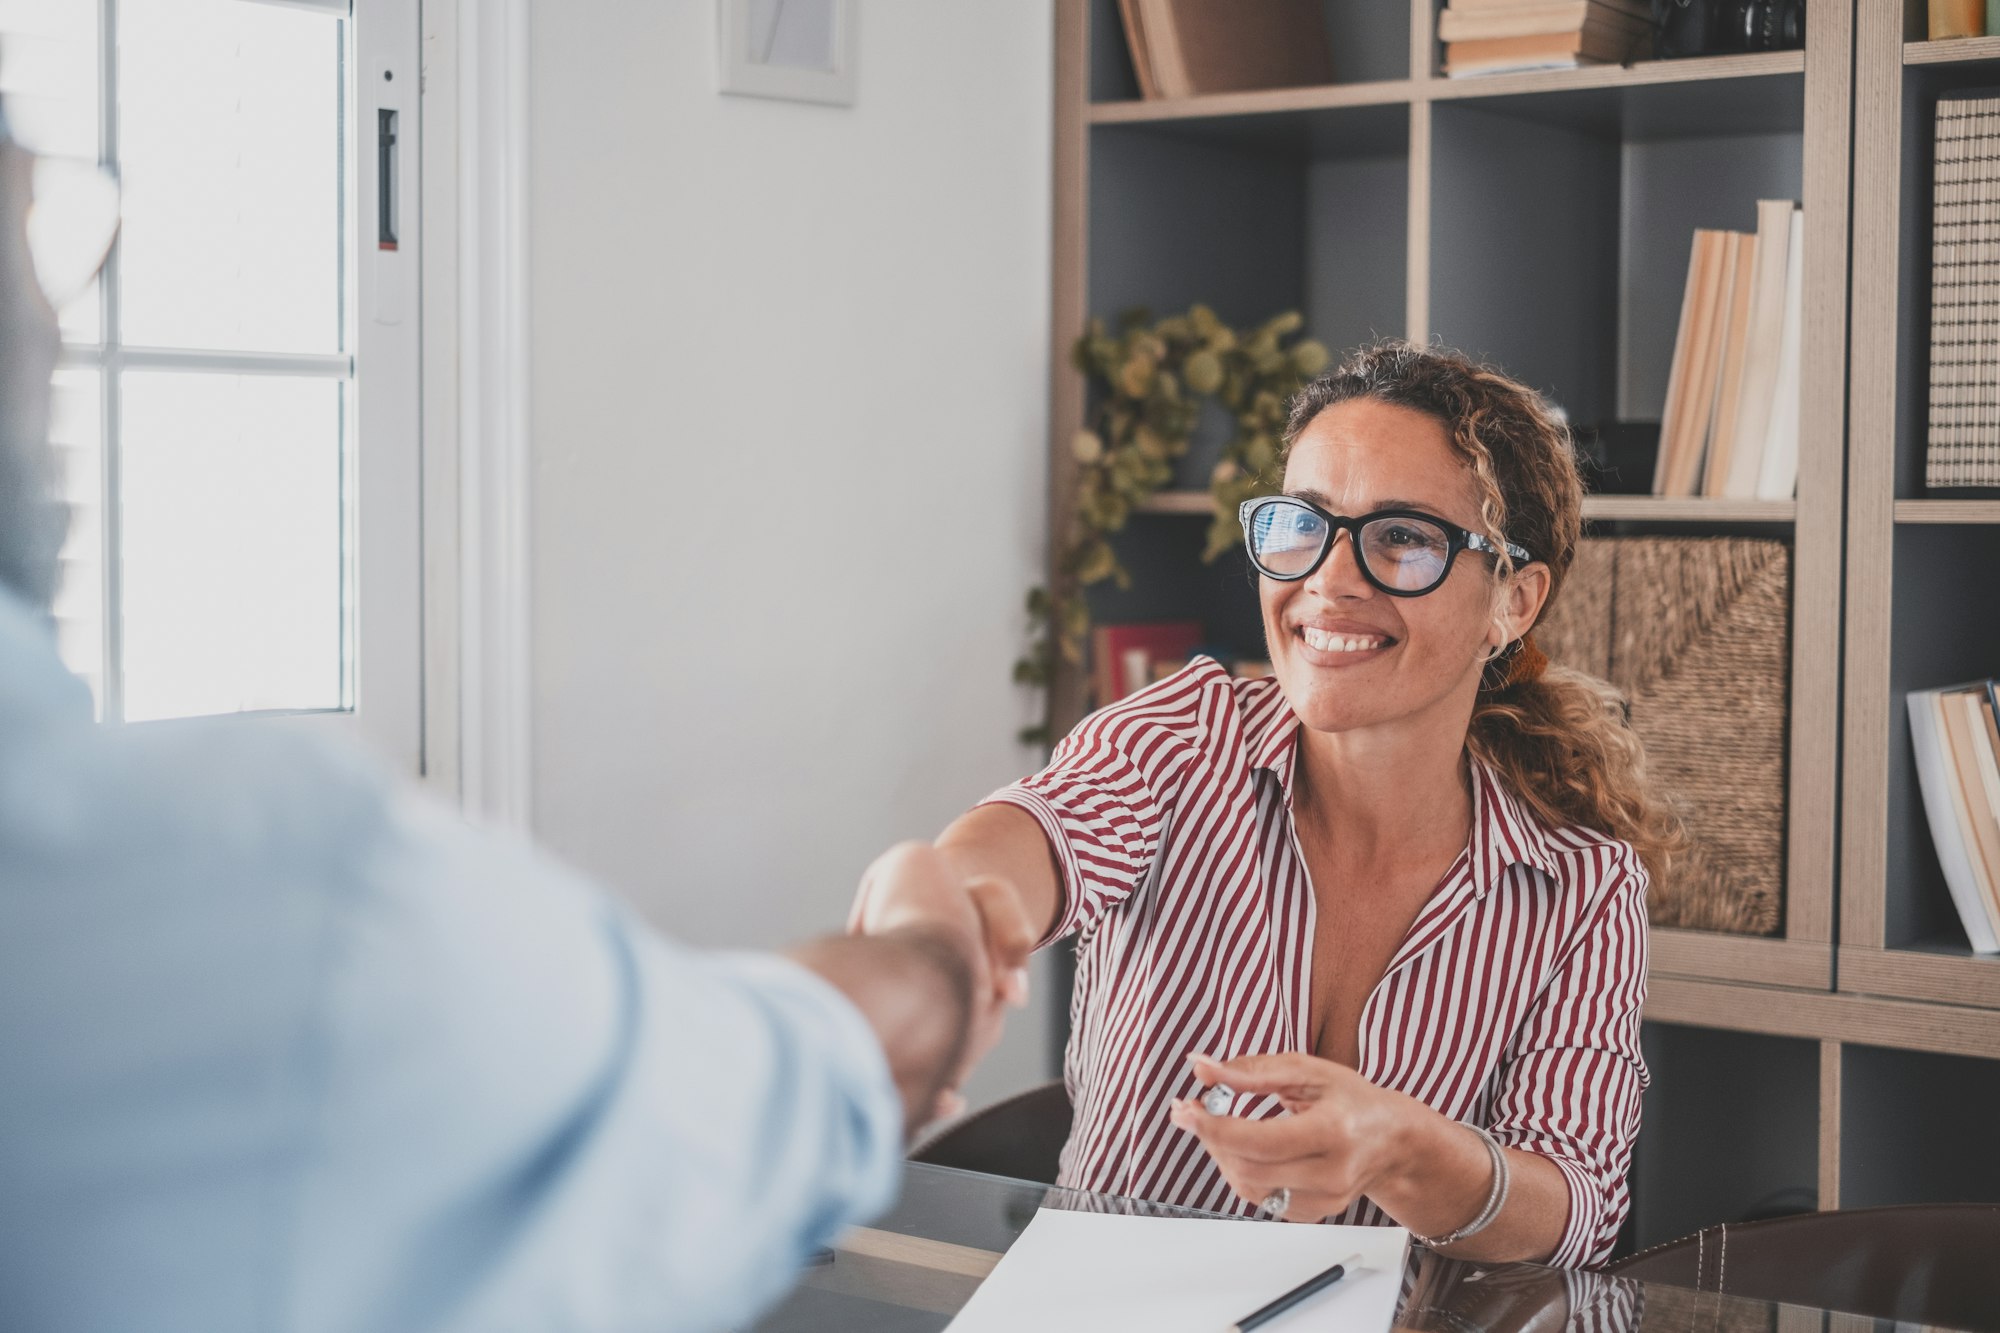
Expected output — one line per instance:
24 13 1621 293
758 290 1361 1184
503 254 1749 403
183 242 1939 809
0 588 903 1333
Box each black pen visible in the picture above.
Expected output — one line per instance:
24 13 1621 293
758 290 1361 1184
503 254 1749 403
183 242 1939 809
1227 1253 1363 1333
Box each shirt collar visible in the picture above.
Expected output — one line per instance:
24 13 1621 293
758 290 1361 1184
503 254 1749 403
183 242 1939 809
1247 687 1562 896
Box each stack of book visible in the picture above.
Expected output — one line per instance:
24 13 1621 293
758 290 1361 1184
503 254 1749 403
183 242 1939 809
1910 679 2000 954
1116 0 1332 100
1438 0 1652 78
1652 201 1805 499
1925 90 2000 488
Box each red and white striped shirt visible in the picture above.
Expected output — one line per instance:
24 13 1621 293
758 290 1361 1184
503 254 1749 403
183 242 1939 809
985 657 1650 1268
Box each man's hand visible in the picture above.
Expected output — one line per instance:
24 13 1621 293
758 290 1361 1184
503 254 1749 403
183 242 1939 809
847 842 1035 1121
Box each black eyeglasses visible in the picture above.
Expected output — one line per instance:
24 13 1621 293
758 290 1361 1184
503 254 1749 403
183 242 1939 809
1238 495 1533 597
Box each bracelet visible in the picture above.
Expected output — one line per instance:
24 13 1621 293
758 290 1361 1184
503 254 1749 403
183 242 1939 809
1411 1123 1510 1249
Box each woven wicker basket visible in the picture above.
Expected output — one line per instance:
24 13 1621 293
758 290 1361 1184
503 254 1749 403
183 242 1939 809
1533 537 1791 936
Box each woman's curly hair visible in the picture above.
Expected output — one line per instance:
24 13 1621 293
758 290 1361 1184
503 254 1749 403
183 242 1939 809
1283 338 1685 888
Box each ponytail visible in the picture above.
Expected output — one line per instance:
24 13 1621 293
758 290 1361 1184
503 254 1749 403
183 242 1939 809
1470 661 1685 888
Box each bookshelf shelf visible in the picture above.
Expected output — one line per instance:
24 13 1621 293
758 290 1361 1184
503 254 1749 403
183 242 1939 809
1084 52 1806 128
1903 36 2000 67
1427 49 1805 102
1087 79 1414 125
1892 499 2000 523
1134 493 1802 523
1581 496 1797 522
1840 944 2000 1012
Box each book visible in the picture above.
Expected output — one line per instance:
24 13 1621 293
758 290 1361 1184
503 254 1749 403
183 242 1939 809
1447 0 1650 13
1654 231 1712 495
1090 621 1203 707
1966 691 2000 891
1441 26 1639 76
1927 90 2000 488
1116 0 1162 100
1908 683 2000 953
1658 230 1737 496
1940 687 2000 928
1936 684 2000 904
1931 0 1985 39
1701 229 1759 497
1719 199 1798 499
1437 2 1651 43
1131 0 1333 100
1755 206 1806 500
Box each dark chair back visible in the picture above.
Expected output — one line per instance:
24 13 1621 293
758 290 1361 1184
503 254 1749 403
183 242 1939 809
1609 1203 2000 1331
908 1079 1072 1185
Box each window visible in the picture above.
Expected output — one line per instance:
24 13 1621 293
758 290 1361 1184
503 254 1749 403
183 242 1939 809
2 0 421 767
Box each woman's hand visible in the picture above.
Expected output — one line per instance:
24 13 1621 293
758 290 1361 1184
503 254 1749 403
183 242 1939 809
1170 1050 1569 1262
847 842 1035 1121
1168 1052 1420 1223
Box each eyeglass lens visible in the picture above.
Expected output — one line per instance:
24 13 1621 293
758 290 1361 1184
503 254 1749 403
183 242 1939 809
1246 501 1453 592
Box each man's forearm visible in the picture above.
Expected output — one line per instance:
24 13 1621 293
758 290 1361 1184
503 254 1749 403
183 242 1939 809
788 925 974 1134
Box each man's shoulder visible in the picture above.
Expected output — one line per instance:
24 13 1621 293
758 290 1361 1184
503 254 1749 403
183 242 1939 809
11 713 402 889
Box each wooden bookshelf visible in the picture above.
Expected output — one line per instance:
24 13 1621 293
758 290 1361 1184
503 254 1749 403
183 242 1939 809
1057 0 1843 988
1892 499 2000 523
1904 34 2000 65
1581 495 1797 522
1137 491 1801 523
1844 1 2000 1040
1045 0 1997 1247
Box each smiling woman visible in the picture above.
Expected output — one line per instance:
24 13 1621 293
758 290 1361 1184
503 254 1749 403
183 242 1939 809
851 339 1685 1269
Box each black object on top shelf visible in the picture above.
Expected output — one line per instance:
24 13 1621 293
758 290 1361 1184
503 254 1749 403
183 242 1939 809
1654 0 1805 60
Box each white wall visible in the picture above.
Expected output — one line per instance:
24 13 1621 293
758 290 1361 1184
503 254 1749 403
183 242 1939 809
527 2 1056 1104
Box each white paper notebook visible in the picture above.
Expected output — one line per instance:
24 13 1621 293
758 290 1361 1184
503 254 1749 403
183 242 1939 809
943 1209 1408 1333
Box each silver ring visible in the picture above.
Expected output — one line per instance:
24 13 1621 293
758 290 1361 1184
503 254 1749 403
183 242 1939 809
1259 1188 1291 1220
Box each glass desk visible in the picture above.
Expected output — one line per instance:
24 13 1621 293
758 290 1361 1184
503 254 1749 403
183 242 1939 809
752 1162 1964 1333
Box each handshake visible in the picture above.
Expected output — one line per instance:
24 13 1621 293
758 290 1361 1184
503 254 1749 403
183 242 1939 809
835 842 1041 1132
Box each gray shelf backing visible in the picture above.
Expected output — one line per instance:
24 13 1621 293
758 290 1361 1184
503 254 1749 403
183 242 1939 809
1087 519 1268 665
1841 1044 2000 1207
1088 127 1307 331
1429 102 1622 425
1631 1023 1820 1252
1307 152 1410 361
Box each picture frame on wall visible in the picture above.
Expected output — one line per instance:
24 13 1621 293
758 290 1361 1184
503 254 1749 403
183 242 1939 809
716 0 856 107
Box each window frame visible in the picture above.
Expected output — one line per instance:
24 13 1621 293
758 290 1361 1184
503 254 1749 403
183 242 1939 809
54 0 423 772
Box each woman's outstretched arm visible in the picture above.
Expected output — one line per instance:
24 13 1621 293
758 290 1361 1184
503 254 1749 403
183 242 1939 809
934 804 1066 944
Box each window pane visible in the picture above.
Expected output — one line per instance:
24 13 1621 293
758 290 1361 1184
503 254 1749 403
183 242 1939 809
116 0 343 354
119 371 346 720
50 366 104 710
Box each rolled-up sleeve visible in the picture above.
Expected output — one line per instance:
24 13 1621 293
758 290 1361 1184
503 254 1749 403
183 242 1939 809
979 709 1191 946
1487 849 1650 1269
